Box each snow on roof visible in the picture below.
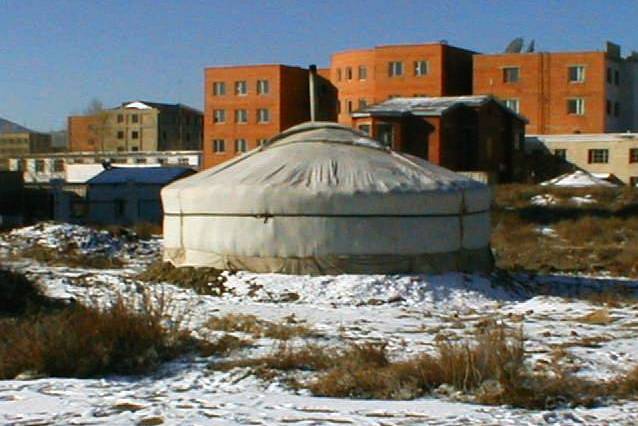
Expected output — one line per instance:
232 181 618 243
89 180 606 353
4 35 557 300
88 166 194 185
65 164 105 184
124 101 152 110
353 95 528 122
541 170 616 188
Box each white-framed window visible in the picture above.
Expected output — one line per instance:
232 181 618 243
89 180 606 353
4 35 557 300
257 79 269 95
504 99 520 113
212 139 225 153
503 67 520 83
567 98 585 115
568 65 585 83
257 108 270 123
235 80 247 95
213 82 226 96
388 61 404 77
213 109 226 123
235 109 248 123
358 65 367 80
53 159 64 172
235 139 247 153
588 149 608 164
414 60 429 76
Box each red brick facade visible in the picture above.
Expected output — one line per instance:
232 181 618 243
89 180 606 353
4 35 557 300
330 43 474 125
474 50 626 134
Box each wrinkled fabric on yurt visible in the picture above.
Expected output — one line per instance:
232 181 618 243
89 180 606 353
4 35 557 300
161 122 493 274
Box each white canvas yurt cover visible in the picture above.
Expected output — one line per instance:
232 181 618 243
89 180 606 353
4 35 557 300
162 122 492 274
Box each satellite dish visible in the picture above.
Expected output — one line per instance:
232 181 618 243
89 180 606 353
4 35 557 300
504 37 524 53
526 40 535 52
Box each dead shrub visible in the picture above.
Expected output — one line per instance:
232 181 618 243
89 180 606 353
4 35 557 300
199 334 253 357
576 308 615 325
0 293 197 379
617 365 638 398
137 261 227 296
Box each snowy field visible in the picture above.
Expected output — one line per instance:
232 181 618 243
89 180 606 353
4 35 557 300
1 223 638 425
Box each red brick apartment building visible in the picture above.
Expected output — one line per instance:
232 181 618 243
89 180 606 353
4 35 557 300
474 42 637 134
203 65 336 168
330 42 475 125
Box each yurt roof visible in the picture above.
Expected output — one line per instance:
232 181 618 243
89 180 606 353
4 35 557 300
162 122 489 216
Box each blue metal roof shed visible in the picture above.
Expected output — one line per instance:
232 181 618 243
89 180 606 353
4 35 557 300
87 167 195 185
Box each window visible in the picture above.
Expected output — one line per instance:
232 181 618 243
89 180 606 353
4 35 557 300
629 148 638 163
35 160 45 173
135 158 146 164
614 102 620 117
131 146 139 152
554 149 567 160
568 65 585 82
336 68 342 81
257 108 270 123
414 60 429 76
588 149 609 164
567 98 585 115
607 67 612 84
212 139 225 153
503 67 520 83
346 100 353 114
131 114 139 123
213 109 226 123
117 114 124 123
614 70 620 86
345 67 352 80
235 139 247 153
53 159 64 172
504 99 520 113
358 65 367 80
235 109 248 123
257 79 269 95
358 124 370 135
178 158 190 166
117 131 124 139
257 138 267 147
358 98 368 109
131 131 139 139
213 82 226 96
235 80 247 95
388 61 404 77
607 100 612 115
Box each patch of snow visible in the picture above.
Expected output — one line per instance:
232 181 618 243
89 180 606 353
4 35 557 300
531 193 559 206
570 195 596 205
541 170 616 188
124 101 152 110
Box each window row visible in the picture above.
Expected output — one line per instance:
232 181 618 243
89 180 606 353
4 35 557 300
553 148 638 164
502 65 592 84
117 130 140 139
211 138 268 153
337 98 369 114
212 108 270 123
502 98 588 115
335 60 430 82
212 79 270 96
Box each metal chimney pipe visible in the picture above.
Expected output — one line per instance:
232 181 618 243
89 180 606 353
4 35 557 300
308 64 318 121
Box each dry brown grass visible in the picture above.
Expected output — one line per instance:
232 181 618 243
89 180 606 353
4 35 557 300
136 261 227 296
199 334 253 357
576 308 615 325
206 313 315 340
20 245 124 269
492 185 638 277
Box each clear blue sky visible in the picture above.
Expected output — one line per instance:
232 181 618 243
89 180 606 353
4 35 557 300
2 0 638 131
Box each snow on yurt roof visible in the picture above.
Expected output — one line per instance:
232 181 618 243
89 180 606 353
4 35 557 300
163 122 489 217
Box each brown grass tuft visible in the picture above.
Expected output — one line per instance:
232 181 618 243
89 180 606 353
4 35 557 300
577 308 615 325
206 313 315 340
136 261 227 296
20 245 123 269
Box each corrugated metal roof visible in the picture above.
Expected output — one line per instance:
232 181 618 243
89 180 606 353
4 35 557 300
87 166 194 185
353 95 528 122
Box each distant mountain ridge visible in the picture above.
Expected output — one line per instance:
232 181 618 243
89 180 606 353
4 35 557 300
0 117 32 134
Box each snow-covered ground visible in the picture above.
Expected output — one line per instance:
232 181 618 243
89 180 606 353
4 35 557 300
1 223 638 425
